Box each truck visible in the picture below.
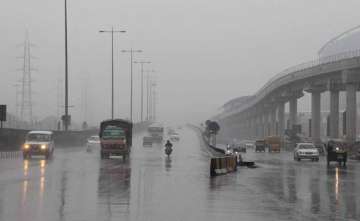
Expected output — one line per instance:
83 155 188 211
265 136 281 152
255 140 266 152
99 119 133 160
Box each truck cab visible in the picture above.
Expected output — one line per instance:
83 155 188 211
99 119 132 160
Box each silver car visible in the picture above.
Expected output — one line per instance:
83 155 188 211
86 135 100 151
294 143 319 161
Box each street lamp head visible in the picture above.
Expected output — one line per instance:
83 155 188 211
133 60 151 64
99 30 105 33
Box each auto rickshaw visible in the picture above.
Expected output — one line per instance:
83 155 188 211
326 139 348 166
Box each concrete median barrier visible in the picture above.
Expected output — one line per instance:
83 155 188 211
0 121 152 151
210 155 237 177
0 151 22 159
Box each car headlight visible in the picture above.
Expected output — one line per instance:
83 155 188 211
24 144 30 150
41 144 47 150
335 147 340 151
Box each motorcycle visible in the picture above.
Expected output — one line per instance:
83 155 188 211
165 142 173 156
165 146 173 156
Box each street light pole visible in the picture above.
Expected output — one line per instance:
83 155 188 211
64 0 69 131
134 61 151 122
121 49 142 122
145 70 155 121
99 28 126 119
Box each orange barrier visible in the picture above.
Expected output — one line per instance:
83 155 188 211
210 155 237 177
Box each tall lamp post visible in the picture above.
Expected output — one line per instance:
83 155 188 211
121 49 142 122
134 61 151 122
145 70 155 121
99 27 126 119
63 0 69 131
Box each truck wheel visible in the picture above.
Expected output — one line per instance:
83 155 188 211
297 157 301 161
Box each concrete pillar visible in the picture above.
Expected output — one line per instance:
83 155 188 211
258 115 262 138
278 102 285 137
251 117 256 139
289 97 297 129
311 91 321 144
266 112 271 137
262 113 267 137
329 90 339 138
346 83 357 143
270 108 276 135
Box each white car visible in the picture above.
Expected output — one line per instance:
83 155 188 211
169 133 180 141
294 143 319 161
22 131 55 159
87 135 100 150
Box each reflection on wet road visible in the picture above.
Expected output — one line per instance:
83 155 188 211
0 128 359 220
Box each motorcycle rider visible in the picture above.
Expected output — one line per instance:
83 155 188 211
165 140 173 155
165 140 173 149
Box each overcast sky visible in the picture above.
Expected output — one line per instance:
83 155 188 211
1 0 360 127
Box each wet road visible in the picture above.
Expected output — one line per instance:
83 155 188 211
0 127 360 221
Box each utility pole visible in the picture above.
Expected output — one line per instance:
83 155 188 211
134 61 151 122
18 32 35 127
121 49 142 122
99 27 126 119
13 84 20 128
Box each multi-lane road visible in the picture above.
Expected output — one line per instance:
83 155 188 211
0 127 359 221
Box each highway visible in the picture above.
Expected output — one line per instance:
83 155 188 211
0 127 359 221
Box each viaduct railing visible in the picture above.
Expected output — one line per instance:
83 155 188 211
217 49 360 120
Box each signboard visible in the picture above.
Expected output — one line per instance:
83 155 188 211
0 105 6 121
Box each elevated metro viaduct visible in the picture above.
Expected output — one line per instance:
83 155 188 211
213 50 360 145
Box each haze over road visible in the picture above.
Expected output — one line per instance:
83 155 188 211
0 127 358 221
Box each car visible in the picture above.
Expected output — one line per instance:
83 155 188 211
293 143 319 161
86 135 100 151
245 143 254 149
169 133 180 141
22 131 55 159
143 136 153 146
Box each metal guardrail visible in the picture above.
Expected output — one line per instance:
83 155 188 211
0 151 22 159
258 49 360 96
217 49 360 119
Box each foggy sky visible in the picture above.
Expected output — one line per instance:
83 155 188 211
1 0 360 127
